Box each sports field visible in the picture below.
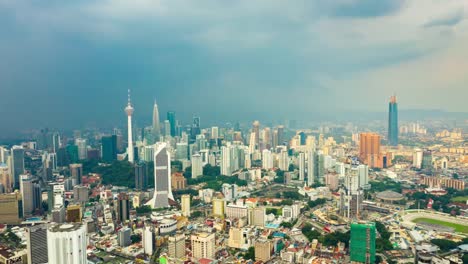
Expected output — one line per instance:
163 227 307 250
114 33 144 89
413 217 468 234
451 196 468 203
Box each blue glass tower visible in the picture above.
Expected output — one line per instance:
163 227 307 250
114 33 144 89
388 95 398 146
167 111 176 137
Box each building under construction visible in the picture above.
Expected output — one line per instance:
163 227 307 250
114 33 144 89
350 222 376 264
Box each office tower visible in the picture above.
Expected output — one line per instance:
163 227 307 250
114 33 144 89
47 223 87 264
357 165 369 189
118 227 132 247
168 232 186 259
250 207 266 227
350 222 376 264
74 138 87 160
388 95 399 146
65 145 79 164
66 204 82 223
262 149 273 170
421 150 433 170
0 192 22 224
167 111 176 137
73 186 89 203
191 233 215 260
255 239 272 262
298 152 305 181
0 146 8 163
135 162 148 190
221 146 232 176
252 120 260 148
413 148 423 169
20 175 41 217
125 89 135 163
148 143 174 208
143 225 155 256
307 150 315 186
212 198 225 217
52 206 66 223
261 127 271 149
211 127 219 140
163 120 171 137
152 100 161 139
175 143 188 160
277 125 284 145
191 154 203 179
181 194 191 217
278 150 288 171
69 163 83 185
10 146 24 190
222 183 238 202
101 135 117 162
116 193 130 223
26 224 48 264
272 129 278 148
171 172 186 190
0 164 11 193
359 133 382 168
191 116 201 140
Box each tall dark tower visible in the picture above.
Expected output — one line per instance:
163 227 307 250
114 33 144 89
388 95 398 146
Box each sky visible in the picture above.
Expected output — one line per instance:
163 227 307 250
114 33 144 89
0 0 467 134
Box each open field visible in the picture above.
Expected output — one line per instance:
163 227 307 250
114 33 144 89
413 217 468 234
451 196 468 203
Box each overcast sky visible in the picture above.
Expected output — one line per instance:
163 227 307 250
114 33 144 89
0 0 467 133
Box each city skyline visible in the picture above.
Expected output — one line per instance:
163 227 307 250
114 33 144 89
1 1 468 135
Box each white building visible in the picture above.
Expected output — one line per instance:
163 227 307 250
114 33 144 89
181 194 191 217
262 149 273 170
147 142 174 208
191 233 215 260
298 152 305 181
47 223 87 264
191 154 203 179
221 146 232 176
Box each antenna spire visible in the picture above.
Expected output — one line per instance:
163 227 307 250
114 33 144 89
127 89 132 105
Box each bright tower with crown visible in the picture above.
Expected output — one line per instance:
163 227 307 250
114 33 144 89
125 89 135 163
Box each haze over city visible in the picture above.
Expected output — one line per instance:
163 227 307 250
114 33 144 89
1 0 468 135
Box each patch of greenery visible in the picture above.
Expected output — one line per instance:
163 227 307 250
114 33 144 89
413 218 468 233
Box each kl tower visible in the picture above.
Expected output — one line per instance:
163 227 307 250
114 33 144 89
125 89 135 163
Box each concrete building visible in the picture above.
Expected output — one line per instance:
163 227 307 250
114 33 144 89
142 225 154 256
47 223 87 264
191 153 203 179
147 142 174 208
255 239 272 262
212 198 225 218
191 232 215 260
181 194 191 217
0 192 21 224
26 224 48 264
118 227 131 247
73 185 89 203
69 163 83 185
168 232 186 259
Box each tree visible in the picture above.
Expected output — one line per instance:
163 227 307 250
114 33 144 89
242 247 255 260
131 234 142 244
136 205 152 215
431 239 458 252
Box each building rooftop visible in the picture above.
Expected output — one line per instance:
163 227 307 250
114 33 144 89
376 190 405 201
49 223 83 233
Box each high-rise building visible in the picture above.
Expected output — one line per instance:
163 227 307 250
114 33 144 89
101 135 117 163
74 138 87 160
262 149 273 170
0 164 11 193
252 121 260 148
147 143 174 208
298 152 306 181
20 175 41 217
0 192 22 224
118 227 132 247
135 161 148 190
221 146 232 176
152 100 161 139
413 148 423 169
250 207 266 227
307 150 315 186
143 225 155 256
191 116 201 140
359 133 382 168
26 224 48 264
181 194 190 217
66 204 82 223
278 150 289 171
10 146 24 190
421 150 433 170
176 143 188 160
191 232 215 260
168 232 186 259
47 223 87 264
167 111 176 137
255 239 272 262
350 222 376 264
116 193 130 223
357 165 369 189
125 90 135 163
211 127 219 140
191 154 203 179
212 198 225 218
73 185 89 203
69 163 83 185
65 145 79 164
388 95 399 146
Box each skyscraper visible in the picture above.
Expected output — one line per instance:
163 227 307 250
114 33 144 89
252 120 260 148
26 224 48 264
191 154 203 179
47 223 87 264
167 111 176 137
298 152 305 181
69 164 83 185
152 100 161 139
191 232 215 260
74 138 87 160
135 161 148 190
116 193 130 223
181 194 190 217
147 143 174 208
359 133 382 168
10 146 24 190
388 95 399 146
168 232 186 259
191 116 201 140
0 192 23 224
350 222 376 264
101 135 117 163
20 175 41 217
307 150 315 186
221 146 232 176
125 90 135 163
